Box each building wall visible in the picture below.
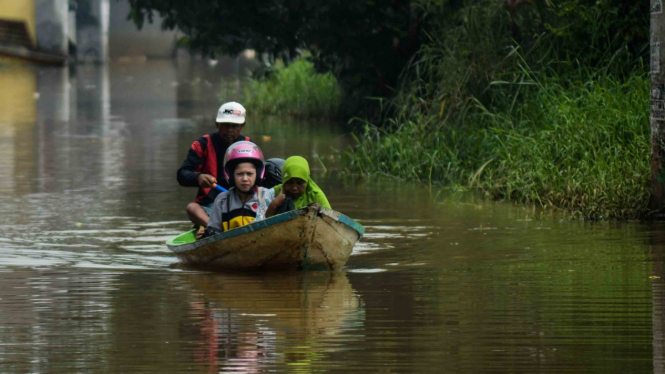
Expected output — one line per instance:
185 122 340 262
0 0 181 61
35 0 69 54
0 0 35 45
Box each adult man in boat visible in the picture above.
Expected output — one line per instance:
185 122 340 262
177 101 251 228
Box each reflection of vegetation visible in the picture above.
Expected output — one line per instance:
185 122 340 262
477 226 652 370
344 0 649 220
241 58 343 119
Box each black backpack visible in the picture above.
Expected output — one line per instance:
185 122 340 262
261 158 285 188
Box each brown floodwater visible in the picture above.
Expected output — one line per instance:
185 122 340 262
0 60 664 373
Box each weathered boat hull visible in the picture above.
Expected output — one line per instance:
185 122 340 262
166 205 364 271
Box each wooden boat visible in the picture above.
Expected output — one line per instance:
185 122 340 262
166 204 364 271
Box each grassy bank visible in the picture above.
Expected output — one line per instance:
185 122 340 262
241 57 343 119
345 69 649 220
343 1 649 220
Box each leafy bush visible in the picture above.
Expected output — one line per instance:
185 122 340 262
241 58 343 119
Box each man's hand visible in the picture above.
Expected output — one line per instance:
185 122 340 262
197 173 217 188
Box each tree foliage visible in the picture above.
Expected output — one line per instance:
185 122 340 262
511 0 648 72
126 0 425 103
126 0 648 117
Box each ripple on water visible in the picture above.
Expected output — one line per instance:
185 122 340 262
347 268 387 273
0 220 188 270
119 245 171 253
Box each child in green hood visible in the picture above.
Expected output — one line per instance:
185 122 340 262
264 156 330 218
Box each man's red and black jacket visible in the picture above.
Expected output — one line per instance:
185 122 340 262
177 132 251 205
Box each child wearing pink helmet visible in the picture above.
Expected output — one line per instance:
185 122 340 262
198 141 273 239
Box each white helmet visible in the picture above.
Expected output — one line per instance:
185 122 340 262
216 101 246 124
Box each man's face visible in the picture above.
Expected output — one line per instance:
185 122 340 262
217 122 245 144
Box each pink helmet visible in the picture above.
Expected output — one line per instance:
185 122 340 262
223 141 265 187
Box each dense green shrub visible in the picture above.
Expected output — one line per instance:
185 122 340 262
241 58 343 119
346 69 649 219
344 0 650 219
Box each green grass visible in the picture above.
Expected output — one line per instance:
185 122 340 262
482 72 649 219
345 69 650 220
241 57 343 119
342 0 649 220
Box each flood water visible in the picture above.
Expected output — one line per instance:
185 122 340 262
0 60 664 373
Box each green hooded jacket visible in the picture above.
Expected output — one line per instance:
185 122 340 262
274 156 331 209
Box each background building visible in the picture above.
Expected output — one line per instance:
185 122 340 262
0 0 177 65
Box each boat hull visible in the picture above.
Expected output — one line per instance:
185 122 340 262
166 205 364 271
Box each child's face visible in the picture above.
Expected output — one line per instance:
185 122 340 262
234 162 256 193
283 178 307 199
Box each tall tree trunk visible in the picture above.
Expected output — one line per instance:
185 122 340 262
652 0 665 214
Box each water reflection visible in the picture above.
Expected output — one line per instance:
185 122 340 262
652 225 665 374
181 272 362 372
0 66 37 196
0 269 116 374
